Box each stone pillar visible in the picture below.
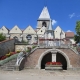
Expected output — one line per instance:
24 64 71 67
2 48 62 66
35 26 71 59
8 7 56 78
51 51 57 62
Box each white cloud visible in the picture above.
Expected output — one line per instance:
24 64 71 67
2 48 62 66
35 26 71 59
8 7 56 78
67 30 72 32
69 13 75 18
52 20 57 25
77 15 80 17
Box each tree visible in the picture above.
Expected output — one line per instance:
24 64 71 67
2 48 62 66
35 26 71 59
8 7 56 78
0 33 6 42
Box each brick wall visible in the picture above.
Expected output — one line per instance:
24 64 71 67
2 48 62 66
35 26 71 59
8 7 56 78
25 48 80 69
0 39 15 57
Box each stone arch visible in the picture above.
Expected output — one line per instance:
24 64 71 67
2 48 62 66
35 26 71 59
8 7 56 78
37 49 72 69
42 21 47 27
13 36 18 40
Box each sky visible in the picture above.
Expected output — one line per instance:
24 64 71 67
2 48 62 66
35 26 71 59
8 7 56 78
0 0 80 32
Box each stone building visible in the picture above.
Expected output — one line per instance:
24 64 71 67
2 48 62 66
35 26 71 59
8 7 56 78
0 6 75 44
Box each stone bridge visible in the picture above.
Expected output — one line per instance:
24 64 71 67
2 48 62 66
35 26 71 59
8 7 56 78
25 48 80 70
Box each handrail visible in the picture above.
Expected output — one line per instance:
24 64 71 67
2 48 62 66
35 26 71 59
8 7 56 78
15 52 26 70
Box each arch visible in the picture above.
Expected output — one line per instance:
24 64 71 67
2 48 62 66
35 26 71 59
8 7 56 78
13 36 18 40
37 49 72 69
42 21 47 27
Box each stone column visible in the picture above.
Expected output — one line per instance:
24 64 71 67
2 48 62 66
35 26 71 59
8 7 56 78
51 51 57 62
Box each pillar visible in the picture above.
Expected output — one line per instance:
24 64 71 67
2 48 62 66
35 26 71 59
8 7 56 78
51 51 57 62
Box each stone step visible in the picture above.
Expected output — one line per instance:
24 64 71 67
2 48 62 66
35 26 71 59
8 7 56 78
0 58 17 71
3 68 15 71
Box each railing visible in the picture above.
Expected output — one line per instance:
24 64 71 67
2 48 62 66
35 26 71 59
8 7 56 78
39 40 71 48
15 52 26 70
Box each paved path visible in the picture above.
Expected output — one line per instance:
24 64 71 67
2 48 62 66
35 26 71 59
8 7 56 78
0 69 80 80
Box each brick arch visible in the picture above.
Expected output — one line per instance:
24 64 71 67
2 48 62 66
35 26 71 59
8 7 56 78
37 49 72 69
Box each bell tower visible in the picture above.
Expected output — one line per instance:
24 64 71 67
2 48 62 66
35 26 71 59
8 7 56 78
36 6 51 31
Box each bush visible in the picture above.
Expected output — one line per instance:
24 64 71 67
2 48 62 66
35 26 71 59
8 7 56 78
32 45 37 49
26 47 31 53
16 50 21 53
0 33 6 42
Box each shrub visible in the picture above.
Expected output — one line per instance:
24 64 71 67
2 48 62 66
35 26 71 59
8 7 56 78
32 45 37 49
26 47 31 53
10 52 16 55
6 52 11 57
16 50 21 53
0 33 6 42
0 56 7 60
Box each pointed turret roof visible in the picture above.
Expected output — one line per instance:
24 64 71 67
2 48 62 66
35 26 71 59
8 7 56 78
39 6 50 20
48 19 52 30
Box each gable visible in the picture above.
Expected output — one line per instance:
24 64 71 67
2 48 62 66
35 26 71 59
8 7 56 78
37 27 46 35
0 26 9 33
54 26 65 34
23 25 36 34
9 25 22 33
54 26 65 39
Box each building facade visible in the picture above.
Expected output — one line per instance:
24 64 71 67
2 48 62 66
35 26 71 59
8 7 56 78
0 6 75 44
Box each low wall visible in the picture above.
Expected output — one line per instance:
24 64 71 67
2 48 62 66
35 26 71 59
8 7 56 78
15 44 35 51
0 39 15 57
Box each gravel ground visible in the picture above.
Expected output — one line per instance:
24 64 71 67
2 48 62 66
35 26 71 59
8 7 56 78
0 69 80 80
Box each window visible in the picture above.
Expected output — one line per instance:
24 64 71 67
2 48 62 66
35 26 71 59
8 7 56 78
42 22 47 27
26 34 32 40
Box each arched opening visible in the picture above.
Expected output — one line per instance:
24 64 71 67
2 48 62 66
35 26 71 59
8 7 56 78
38 49 71 70
41 52 52 69
56 52 67 70
42 22 47 27
13 36 18 40
13 36 19 43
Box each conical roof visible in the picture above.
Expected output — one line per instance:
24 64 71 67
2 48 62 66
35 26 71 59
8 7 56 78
39 6 50 20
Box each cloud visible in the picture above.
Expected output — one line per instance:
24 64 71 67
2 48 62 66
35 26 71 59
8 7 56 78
52 20 57 25
77 15 80 17
67 30 72 32
69 13 75 18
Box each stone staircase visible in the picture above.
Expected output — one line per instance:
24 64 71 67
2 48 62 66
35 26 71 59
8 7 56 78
0 58 17 71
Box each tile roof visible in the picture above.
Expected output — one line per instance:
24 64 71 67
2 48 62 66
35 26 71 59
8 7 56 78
65 32 74 38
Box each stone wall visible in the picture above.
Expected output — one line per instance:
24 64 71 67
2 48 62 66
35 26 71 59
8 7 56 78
0 39 15 57
15 44 34 51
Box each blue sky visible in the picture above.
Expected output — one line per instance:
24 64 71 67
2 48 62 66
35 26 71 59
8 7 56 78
0 0 80 32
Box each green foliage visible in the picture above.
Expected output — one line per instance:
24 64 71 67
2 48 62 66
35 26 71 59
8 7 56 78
74 35 80 43
26 49 31 53
32 45 37 49
75 21 80 35
21 40 28 44
74 21 80 43
26 47 31 53
0 33 6 42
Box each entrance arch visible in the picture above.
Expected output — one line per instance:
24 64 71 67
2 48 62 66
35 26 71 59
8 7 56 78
37 49 72 70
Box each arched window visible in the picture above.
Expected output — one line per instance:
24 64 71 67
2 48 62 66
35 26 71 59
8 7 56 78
13 36 18 40
13 36 19 43
42 22 47 27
